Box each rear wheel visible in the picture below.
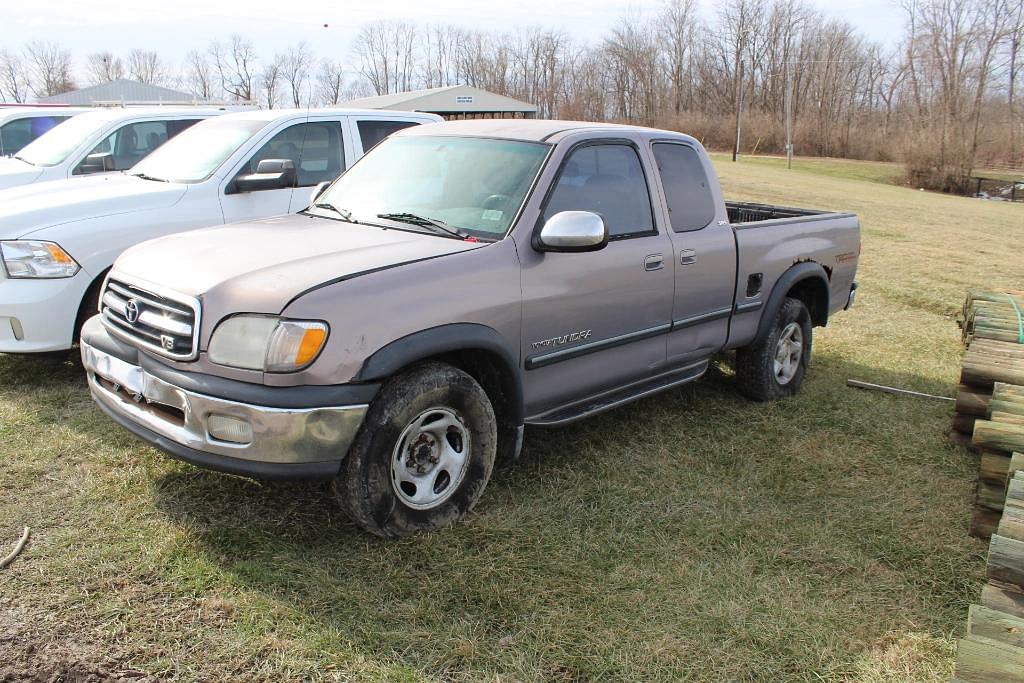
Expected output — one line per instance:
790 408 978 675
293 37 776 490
336 362 497 537
736 297 812 401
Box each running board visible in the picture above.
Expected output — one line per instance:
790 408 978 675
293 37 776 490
525 361 709 427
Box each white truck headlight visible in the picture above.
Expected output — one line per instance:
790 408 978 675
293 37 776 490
0 240 80 278
208 315 329 372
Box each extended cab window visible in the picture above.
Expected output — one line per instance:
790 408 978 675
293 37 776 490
357 119 418 152
653 143 716 232
236 121 344 189
543 143 654 238
74 119 201 175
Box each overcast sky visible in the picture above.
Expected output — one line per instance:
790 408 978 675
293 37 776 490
1 0 907 76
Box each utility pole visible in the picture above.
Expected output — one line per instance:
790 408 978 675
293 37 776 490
785 60 793 169
732 58 744 162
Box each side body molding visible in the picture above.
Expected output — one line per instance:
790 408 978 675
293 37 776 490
753 261 831 344
355 323 525 425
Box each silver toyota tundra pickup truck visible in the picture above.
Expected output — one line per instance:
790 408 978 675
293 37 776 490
81 119 859 537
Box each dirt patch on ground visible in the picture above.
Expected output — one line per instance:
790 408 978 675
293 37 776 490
0 603 159 683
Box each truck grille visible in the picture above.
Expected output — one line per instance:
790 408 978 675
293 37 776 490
100 277 201 360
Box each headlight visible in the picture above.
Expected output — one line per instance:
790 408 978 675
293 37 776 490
208 315 328 372
0 240 80 278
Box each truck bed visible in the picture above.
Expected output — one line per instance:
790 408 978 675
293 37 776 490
726 200 843 226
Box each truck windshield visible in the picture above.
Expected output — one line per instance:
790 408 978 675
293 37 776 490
14 114 109 167
130 118 267 183
319 135 550 238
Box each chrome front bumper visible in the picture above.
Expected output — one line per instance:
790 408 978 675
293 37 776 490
81 341 368 472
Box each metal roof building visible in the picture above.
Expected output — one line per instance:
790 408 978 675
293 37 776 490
345 85 537 120
38 79 203 106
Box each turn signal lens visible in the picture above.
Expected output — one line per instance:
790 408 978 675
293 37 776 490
265 320 329 372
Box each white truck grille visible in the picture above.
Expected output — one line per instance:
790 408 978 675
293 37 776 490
100 277 201 360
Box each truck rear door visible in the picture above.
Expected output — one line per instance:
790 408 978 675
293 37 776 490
650 141 737 366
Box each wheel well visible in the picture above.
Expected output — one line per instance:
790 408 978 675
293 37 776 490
786 277 829 327
420 349 521 429
74 268 110 340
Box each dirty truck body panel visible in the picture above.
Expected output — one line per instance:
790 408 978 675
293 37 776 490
83 119 860 481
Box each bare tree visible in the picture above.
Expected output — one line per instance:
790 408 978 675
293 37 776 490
24 40 75 97
184 50 215 100
210 35 257 102
126 49 169 85
315 59 346 105
85 52 125 84
283 42 313 107
0 50 30 102
259 53 286 109
659 0 701 116
353 20 418 95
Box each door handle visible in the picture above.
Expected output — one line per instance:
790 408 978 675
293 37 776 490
679 249 697 265
644 254 664 271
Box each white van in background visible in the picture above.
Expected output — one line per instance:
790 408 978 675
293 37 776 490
0 107 228 191
0 108 441 353
0 107 88 157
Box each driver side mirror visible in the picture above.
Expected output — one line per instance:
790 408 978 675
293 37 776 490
76 152 115 175
535 211 608 253
229 158 297 194
309 180 331 205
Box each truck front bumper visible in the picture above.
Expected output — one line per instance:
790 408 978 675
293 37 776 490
81 337 372 481
0 272 89 353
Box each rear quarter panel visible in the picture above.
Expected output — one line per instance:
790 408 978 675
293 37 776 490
728 213 860 348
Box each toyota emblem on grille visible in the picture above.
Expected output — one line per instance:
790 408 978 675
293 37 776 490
124 299 140 324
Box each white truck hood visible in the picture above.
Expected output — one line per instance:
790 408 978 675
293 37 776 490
0 157 44 190
0 174 187 239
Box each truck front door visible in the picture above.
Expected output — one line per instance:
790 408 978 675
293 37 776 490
519 140 674 418
651 141 737 366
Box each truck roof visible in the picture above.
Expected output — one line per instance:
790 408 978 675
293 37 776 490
63 106 230 123
218 107 442 123
396 118 697 144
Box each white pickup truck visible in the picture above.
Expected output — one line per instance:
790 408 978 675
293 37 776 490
0 107 227 191
0 106 87 157
0 108 441 353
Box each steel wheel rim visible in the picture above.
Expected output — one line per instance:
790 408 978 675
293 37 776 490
773 322 803 385
391 407 471 510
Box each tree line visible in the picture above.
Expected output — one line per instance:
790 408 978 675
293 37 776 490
1 0 1022 190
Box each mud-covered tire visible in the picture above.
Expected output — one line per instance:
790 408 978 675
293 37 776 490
336 362 497 537
736 297 812 401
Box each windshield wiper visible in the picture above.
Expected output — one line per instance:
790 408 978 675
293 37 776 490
376 212 468 240
312 202 357 223
12 155 34 166
131 172 168 182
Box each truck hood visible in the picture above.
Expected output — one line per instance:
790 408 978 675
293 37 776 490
0 157 44 190
0 174 187 238
113 213 486 314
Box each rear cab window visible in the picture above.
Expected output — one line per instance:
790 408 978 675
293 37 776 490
356 119 420 154
652 142 716 232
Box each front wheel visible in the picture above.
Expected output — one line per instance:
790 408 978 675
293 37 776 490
736 297 812 401
336 362 497 537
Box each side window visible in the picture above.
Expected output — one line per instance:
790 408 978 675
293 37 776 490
543 143 655 238
236 121 344 188
652 143 716 232
0 116 68 156
357 119 418 152
74 120 183 174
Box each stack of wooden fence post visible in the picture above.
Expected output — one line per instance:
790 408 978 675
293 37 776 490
954 470 1024 681
952 290 1024 538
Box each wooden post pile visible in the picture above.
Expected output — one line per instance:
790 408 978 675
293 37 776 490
954 470 1024 682
952 289 1024 539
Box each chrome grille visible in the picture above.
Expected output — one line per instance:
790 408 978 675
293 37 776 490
100 277 200 360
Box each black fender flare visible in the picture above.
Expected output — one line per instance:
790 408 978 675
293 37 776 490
355 323 524 425
753 262 830 344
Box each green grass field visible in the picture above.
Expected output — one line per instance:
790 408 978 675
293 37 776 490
1 157 1022 681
